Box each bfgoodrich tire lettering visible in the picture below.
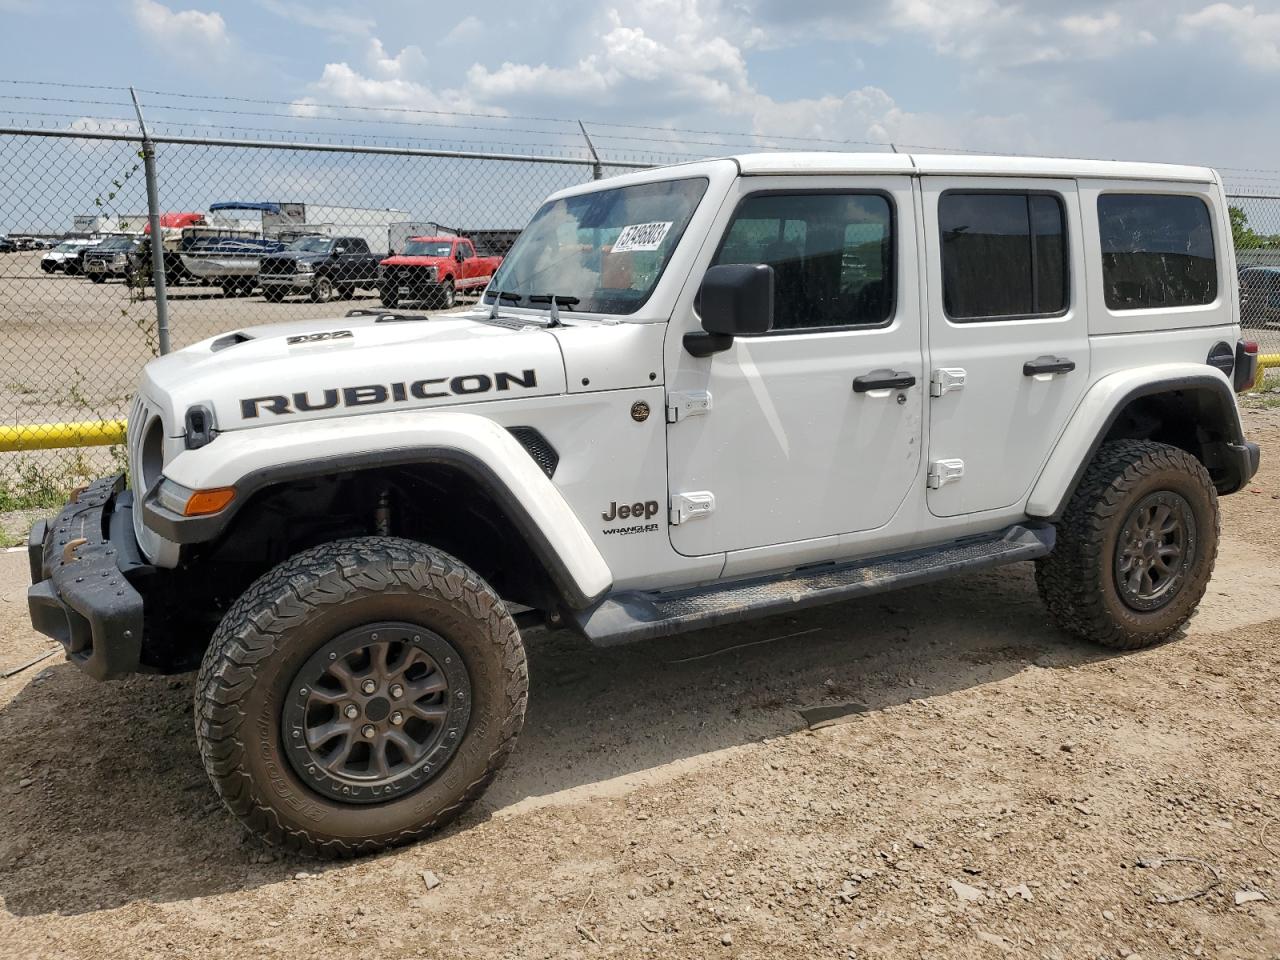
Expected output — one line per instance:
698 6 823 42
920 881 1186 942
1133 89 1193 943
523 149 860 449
194 536 527 857
1036 439 1219 650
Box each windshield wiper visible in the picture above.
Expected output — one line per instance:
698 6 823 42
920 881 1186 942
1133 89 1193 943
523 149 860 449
526 294 580 327
488 289 522 319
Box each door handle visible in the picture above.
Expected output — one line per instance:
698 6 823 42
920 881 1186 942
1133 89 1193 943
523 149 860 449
1023 356 1076 377
853 370 917 393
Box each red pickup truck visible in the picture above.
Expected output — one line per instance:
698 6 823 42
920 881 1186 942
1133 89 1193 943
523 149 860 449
378 235 502 309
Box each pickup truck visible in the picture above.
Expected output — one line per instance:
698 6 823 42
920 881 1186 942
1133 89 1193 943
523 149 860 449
378 235 502 308
258 236 382 303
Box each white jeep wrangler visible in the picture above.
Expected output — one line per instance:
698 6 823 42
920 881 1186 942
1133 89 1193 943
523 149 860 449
27 153 1261 857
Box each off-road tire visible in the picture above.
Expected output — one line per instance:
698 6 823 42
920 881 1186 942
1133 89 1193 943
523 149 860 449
1036 440 1219 650
194 537 528 858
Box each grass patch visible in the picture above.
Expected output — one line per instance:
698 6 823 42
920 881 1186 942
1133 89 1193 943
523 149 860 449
0 448 126 512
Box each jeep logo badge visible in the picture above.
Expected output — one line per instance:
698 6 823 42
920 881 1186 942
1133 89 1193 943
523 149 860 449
603 500 660 522
631 401 650 422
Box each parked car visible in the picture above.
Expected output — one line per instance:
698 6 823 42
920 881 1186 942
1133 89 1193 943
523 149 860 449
39 238 100 273
257 235 382 302
83 235 141 283
1240 265 1280 328
26 152 1260 858
0 236 14 253
378 235 502 308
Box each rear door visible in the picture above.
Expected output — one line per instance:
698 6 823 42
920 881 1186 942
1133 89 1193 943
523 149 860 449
920 179 1091 517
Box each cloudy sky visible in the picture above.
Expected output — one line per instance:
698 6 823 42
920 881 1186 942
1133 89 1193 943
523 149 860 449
4 0 1280 183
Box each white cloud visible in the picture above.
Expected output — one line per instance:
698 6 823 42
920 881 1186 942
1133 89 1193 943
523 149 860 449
367 38 427 78
442 15 485 46
131 0 229 51
257 0 375 39
1180 3 1280 70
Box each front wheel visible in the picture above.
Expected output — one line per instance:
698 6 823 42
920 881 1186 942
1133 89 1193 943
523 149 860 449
435 279 455 309
194 537 528 858
310 276 337 303
1036 439 1219 650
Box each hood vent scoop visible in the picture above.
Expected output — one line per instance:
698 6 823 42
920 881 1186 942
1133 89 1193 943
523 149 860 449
345 309 430 324
210 332 254 352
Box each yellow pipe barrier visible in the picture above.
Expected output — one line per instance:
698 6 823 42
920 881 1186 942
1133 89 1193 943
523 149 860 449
1257 353 1280 390
0 419 127 453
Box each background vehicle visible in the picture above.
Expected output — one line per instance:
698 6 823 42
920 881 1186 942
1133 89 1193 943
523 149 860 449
1240 265 1280 328
258 235 382 302
0 236 14 253
27 153 1260 858
40 237 100 273
83 235 141 283
378 235 502 308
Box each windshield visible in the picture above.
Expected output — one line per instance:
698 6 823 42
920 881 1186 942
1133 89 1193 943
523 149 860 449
96 237 133 252
288 236 334 253
403 240 454 257
485 177 708 314
54 241 82 252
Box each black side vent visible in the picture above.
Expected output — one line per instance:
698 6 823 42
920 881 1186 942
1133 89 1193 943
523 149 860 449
508 427 559 478
210 332 253 352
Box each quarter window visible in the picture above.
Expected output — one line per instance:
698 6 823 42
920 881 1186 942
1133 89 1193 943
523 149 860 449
939 192 1068 321
712 192 894 330
1097 194 1217 310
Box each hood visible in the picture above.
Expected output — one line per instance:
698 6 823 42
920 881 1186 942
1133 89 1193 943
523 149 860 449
138 312 567 434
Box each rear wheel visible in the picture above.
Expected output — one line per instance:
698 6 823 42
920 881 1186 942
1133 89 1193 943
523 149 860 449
195 537 528 857
1036 440 1219 650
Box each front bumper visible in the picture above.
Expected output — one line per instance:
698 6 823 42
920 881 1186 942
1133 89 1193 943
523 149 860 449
259 273 315 291
27 475 150 680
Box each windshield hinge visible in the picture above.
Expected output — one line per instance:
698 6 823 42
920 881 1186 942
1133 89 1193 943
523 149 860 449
666 390 712 423
927 459 966 489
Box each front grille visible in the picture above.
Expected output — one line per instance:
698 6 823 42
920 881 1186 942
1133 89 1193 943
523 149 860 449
259 256 295 275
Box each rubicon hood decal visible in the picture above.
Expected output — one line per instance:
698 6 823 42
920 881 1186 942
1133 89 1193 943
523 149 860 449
241 369 539 418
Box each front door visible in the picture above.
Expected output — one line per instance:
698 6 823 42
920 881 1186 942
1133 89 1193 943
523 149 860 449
666 178 924 557
920 178 1091 517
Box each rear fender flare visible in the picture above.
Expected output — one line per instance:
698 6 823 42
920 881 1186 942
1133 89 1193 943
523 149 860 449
1026 364 1245 519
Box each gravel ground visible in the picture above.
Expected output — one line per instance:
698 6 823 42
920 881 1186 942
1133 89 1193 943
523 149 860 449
0 408 1277 960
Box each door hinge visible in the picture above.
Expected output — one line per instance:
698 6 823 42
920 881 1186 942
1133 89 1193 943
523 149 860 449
666 390 712 423
927 459 965 489
930 367 967 397
670 491 716 525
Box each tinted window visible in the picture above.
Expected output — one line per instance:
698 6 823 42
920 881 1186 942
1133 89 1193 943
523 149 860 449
459 241 475 258
940 192 1068 321
713 192 894 330
346 238 369 254
1098 194 1217 310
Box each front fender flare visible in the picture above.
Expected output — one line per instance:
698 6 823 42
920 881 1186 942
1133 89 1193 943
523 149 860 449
1026 364 1246 520
143 411 613 609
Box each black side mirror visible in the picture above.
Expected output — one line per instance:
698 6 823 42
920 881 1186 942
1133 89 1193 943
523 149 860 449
456 250 465 263
334 246 347 255
686 263 774 357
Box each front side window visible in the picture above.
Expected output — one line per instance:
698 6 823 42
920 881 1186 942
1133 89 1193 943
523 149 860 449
940 192 1068 321
485 177 708 315
1098 194 1217 310
712 192 894 330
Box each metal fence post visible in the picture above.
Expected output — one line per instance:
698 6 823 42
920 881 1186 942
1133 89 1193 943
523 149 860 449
129 87 171 355
579 121 603 181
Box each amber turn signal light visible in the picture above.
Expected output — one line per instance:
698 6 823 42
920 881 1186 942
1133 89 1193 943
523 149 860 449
183 487 236 516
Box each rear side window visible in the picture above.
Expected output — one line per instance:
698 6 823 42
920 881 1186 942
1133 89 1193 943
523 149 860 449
939 192 1068 321
713 192 895 331
347 238 370 254
1097 194 1217 310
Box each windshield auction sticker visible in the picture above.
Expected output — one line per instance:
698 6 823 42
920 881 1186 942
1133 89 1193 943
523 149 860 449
611 221 673 252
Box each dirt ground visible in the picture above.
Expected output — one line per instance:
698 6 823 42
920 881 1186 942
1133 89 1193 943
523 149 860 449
0 410 1277 960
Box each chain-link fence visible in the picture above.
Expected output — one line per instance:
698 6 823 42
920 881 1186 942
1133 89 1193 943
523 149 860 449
1 119 1278 510
0 122 651 510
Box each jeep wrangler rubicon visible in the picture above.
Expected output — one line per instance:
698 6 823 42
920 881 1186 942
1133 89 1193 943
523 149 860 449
28 154 1261 857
